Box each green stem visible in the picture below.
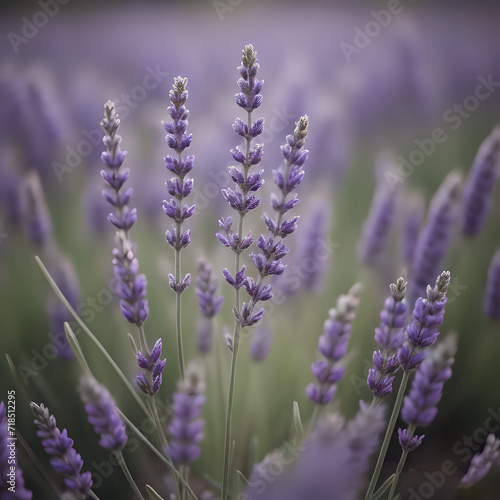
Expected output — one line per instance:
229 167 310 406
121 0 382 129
387 425 415 500
221 321 243 500
365 371 410 500
115 451 146 500
117 409 198 500
151 396 169 451
175 223 185 382
35 256 152 420
88 491 102 500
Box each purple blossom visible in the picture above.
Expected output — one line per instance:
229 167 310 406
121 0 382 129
306 283 362 405
100 101 149 327
135 339 166 396
462 126 500 236
484 249 500 319
196 259 224 352
409 172 461 305
368 278 409 399
31 402 92 499
1 401 32 499
162 77 195 297
167 364 205 466
401 333 457 428
398 271 451 371
461 433 500 488
239 116 309 329
78 376 127 452
397 428 424 452
357 159 397 265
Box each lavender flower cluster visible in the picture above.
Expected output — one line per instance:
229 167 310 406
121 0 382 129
11 40 500 500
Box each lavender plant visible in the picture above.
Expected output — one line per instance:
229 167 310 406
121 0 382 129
367 278 408 401
365 270 451 499
306 283 362 405
461 433 500 488
408 172 461 305
388 334 457 498
162 76 196 381
30 403 95 500
461 126 500 236
100 100 149 332
195 258 224 353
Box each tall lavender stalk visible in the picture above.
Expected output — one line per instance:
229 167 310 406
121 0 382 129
162 76 196 381
30 402 96 500
306 283 362 405
365 271 451 500
484 249 500 319
1 401 32 499
388 334 457 499
219 44 265 500
461 126 500 236
100 101 149 348
367 278 408 401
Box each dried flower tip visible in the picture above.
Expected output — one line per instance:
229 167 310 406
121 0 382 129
390 277 407 301
241 44 258 69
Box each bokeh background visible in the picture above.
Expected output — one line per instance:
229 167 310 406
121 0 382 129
1 0 500 498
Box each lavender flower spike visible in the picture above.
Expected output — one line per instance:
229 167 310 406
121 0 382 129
484 249 500 319
162 76 195 292
217 44 265 278
462 126 500 236
167 363 206 466
368 278 409 399
30 402 93 499
135 338 166 395
1 401 32 499
306 283 362 404
400 192 425 269
196 258 224 352
409 171 461 305
78 376 127 452
398 271 451 372
357 156 397 265
401 333 456 426
100 101 149 327
240 115 310 328
461 433 500 488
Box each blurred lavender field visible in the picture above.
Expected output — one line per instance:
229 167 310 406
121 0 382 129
2 1 500 499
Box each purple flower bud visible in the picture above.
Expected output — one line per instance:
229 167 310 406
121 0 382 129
196 258 224 320
135 338 166 395
307 284 362 405
398 428 425 452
